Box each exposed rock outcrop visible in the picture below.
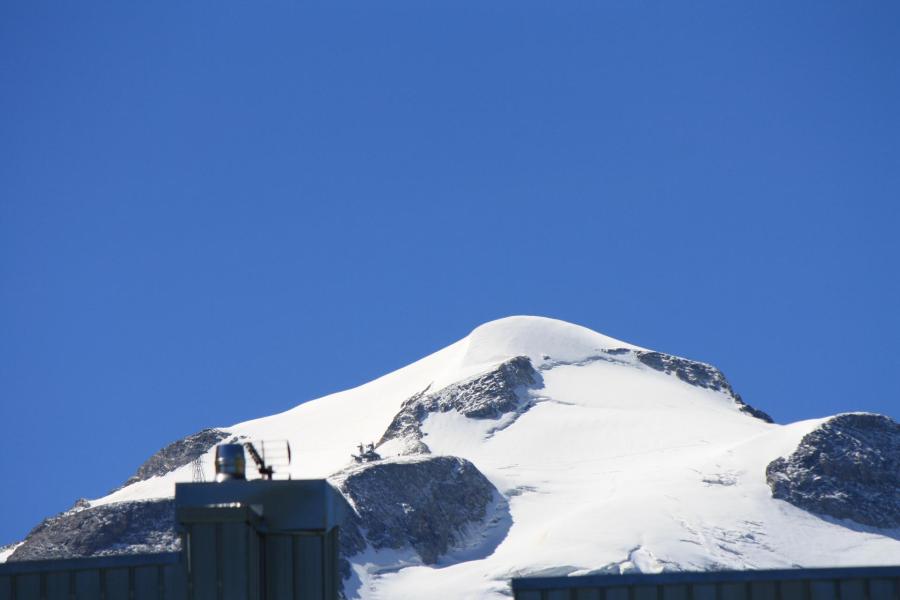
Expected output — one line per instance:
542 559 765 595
378 356 539 454
331 455 507 565
766 413 900 528
635 351 773 423
7 428 227 562
8 500 178 562
121 428 230 488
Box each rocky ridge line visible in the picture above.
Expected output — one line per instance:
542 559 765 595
8 500 178 562
766 413 900 528
120 428 230 489
378 356 540 454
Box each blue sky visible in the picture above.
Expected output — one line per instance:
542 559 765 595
1 1 898 546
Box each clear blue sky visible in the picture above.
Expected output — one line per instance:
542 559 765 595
2 1 898 547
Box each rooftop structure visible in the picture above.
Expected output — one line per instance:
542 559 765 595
0 478 348 600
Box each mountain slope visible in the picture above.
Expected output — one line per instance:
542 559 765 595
7 316 899 599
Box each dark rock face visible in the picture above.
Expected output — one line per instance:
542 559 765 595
6 427 226 562
333 456 503 565
8 500 178 562
730 395 774 423
122 428 230 488
766 413 900 528
379 356 539 453
636 351 773 423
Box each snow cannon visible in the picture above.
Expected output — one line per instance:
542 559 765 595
214 443 246 482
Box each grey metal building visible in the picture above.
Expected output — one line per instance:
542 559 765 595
512 566 900 600
0 479 347 600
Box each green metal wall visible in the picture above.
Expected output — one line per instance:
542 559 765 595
0 554 186 600
0 531 339 600
512 567 900 600
0 523 339 600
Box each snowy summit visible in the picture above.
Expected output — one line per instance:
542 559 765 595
6 316 900 599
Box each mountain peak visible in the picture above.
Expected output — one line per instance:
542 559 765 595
459 315 644 369
7 313 899 598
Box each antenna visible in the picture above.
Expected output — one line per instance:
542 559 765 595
191 456 206 482
244 442 273 479
242 440 292 480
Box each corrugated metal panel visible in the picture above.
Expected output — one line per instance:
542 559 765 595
293 535 323 600
133 566 159 600
265 534 293 600
17 573 41 600
220 522 251 600
0 538 336 600
45 571 68 600
322 529 338 600
188 523 218 600
105 567 130 599
74 569 100 600
163 562 188 600
0 555 182 600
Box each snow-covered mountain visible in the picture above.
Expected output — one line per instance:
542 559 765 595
6 316 900 599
